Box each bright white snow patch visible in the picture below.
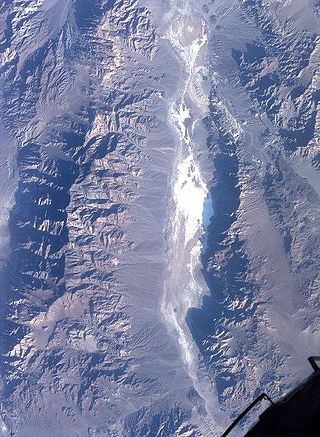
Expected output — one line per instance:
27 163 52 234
173 154 209 245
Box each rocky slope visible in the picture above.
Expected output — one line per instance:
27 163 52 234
0 1 204 435
0 0 319 436
187 0 320 433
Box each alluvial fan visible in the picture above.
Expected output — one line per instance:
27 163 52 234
0 0 319 436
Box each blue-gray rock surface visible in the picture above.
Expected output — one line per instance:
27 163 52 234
0 0 319 435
